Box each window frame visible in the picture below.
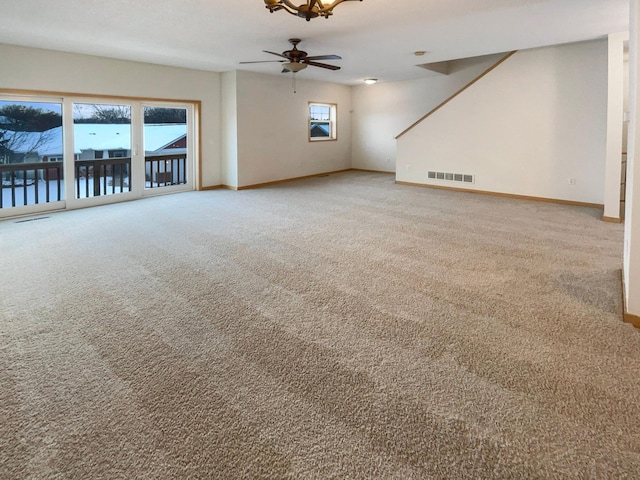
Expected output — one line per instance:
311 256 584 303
0 90 199 218
308 102 337 142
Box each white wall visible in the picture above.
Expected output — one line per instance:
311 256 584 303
604 32 628 220
234 70 352 187
0 43 222 187
624 55 630 151
221 71 238 187
396 40 608 205
625 0 640 315
351 54 506 172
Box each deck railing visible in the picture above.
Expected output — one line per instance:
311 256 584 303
1 153 188 209
145 153 187 188
0 161 63 208
75 157 131 199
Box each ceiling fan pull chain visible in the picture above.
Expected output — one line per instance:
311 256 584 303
293 73 297 93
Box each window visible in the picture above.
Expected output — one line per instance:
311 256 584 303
0 93 196 217
74 103 132 199
309 102 336 141
0 98 64 210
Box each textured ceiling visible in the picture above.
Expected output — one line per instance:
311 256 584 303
0 0 630 85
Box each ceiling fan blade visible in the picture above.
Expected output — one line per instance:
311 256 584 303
239 60 285 64
263 50 289 59
305 61 341 71
304 55 342 61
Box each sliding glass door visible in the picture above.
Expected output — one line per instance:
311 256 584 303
0 97 64 215
73 103 132 200
143 103 193 195
0 94 196 217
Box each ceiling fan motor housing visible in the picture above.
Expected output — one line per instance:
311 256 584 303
284 39 307 63
239 38 341 73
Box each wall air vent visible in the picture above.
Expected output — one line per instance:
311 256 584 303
427 171 475 184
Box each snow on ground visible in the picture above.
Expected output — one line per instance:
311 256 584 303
1 178 129 208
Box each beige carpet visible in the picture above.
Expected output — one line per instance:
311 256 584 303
1 171 638 479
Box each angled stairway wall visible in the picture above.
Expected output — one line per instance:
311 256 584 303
396 39 608 206
351 53 507 173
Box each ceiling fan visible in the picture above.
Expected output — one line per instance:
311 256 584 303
240 38 341 73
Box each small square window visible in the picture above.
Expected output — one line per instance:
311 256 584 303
309 103 337 141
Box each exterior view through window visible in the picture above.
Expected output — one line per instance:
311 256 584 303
309 102 336 141
0 94 195 218
144 106 188 190
73 103 132 199
0 100 64 209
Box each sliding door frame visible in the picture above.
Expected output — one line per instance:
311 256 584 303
0 89 201 218
141 100 196 198
0 94 66 218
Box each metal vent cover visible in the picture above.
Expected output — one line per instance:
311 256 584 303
427 171 474 184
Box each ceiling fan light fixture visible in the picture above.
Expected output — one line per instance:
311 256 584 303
364 78 377 85
283 62 308 72
264 0 363 21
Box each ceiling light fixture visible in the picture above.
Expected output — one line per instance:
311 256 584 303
364 78 377 85
264 0 363 21
283 62 308 73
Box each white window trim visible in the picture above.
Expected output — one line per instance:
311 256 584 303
308 102 337 142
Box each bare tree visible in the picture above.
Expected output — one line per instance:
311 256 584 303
0 105 62 164
74 104 131 124
144 108 186 124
